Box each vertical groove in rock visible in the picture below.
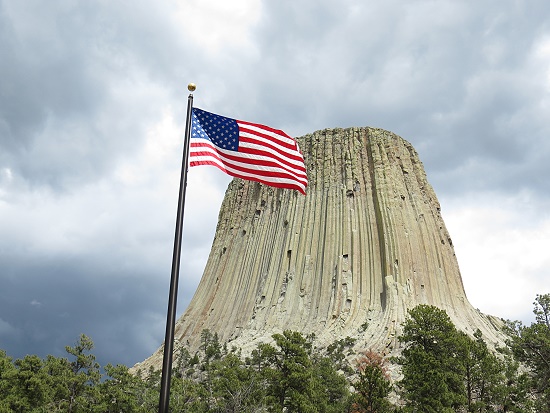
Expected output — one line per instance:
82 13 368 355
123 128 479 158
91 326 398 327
135 126 505 371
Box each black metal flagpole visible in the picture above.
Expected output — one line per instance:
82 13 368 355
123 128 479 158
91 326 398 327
158 83 195 413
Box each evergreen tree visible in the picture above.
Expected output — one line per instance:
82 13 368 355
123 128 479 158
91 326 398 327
396 304 466 412
11 354 50 412
493 350 533 413
261 330 316 412
458 329 533 412
351 350 392 413
310 345 352 412
325 336 357 376
2 293 546 413
0 350 17 412
42 353 76 411
63 334 102 412
506 293 550 411
210 351 266 412
99 363 150 413
459 329 501 412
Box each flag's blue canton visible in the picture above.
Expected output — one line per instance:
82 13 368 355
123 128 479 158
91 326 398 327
192 109 239 151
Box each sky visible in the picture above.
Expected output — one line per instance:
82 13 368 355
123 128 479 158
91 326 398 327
1 0 549 369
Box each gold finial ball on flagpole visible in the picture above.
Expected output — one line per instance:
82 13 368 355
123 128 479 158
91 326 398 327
188 83 196 92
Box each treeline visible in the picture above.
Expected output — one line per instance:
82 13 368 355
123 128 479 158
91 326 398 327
1 294 548 412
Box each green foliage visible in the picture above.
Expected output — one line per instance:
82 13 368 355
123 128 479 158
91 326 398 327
460 329 502 411
0 350 16 412
351 350 392 413
395 304 540 413
99 363 153 413
495 349 533 413
396 304 466 412
311 355 351 412
209 352 265 412
325 336 357 376
459 329 533 413
64 334 102 412
2 295 549 412
200 329 222 366
161 329 352 412
0 334 104 413
243 330 352 413
261 330 317 412
11 354 50 412
506 293 550 412
311 338 354 412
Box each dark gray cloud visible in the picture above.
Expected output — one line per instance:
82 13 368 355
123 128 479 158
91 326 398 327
1 0 549 368
0 254 164 365
0 0 197 191
251 1 550 197
0 196 215 367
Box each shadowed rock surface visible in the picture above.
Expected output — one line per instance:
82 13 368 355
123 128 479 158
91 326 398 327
135 127 504 372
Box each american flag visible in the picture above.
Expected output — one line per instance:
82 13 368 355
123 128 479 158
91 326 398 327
189 108 308 194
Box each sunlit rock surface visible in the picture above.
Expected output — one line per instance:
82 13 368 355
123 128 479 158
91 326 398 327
135 127 504 372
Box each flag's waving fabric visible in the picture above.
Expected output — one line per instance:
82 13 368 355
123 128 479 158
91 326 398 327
190 108 308 195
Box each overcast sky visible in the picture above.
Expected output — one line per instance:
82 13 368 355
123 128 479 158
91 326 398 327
1 0 549 368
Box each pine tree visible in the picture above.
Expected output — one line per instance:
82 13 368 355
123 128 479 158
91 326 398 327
351 350 392 413
506 293 550 411
396 304 466 412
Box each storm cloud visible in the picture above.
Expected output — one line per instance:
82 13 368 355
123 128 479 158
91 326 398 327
1 0 549 367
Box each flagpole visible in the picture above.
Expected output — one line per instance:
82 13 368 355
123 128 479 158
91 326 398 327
158 83 195 413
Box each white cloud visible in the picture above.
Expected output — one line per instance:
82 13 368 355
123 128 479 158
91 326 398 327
442 191 550 323
174 0 261 55
0 103 227 288
534 35 550 84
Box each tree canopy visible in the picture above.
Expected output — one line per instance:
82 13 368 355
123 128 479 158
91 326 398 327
1 294 549 412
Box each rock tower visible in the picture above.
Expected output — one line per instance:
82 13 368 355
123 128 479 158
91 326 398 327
136 127 504 371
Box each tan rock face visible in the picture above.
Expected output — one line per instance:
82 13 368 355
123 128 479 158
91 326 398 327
135 127 505 372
